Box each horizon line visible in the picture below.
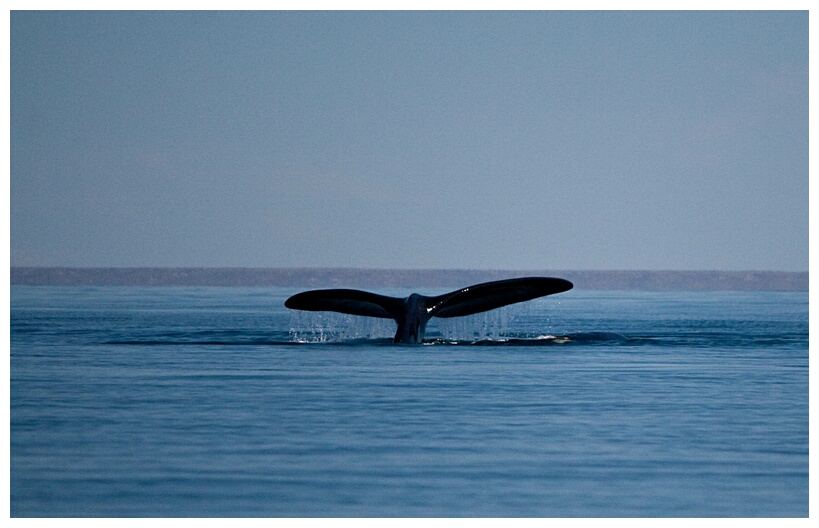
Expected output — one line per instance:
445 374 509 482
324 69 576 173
9 267 808 291
9 266 809 274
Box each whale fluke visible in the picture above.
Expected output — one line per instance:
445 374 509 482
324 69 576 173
285 277 573 344
283 288 401 319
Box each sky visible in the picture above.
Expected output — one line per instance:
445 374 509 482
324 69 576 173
9 10 809 271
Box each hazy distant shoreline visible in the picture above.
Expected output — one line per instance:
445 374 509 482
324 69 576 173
9 267 808 291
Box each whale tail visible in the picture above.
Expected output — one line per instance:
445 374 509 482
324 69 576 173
285 277 573 343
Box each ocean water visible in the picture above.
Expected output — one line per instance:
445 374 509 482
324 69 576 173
10 285 808 517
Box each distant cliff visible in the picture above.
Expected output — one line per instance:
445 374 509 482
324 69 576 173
9 267 808 291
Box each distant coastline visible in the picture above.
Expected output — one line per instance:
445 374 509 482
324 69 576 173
9 267 809 291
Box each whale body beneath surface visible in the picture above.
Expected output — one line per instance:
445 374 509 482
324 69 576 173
284 277 573 344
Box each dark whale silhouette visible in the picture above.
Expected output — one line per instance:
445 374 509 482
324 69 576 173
285 277 573 343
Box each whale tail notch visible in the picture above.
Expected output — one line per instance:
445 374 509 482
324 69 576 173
284 277 573 343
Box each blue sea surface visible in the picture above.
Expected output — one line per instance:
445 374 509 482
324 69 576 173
10 286 809 517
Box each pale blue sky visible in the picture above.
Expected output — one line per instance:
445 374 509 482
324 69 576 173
10 11 808 270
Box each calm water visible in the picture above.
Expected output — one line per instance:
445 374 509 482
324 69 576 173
10 286 808 517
